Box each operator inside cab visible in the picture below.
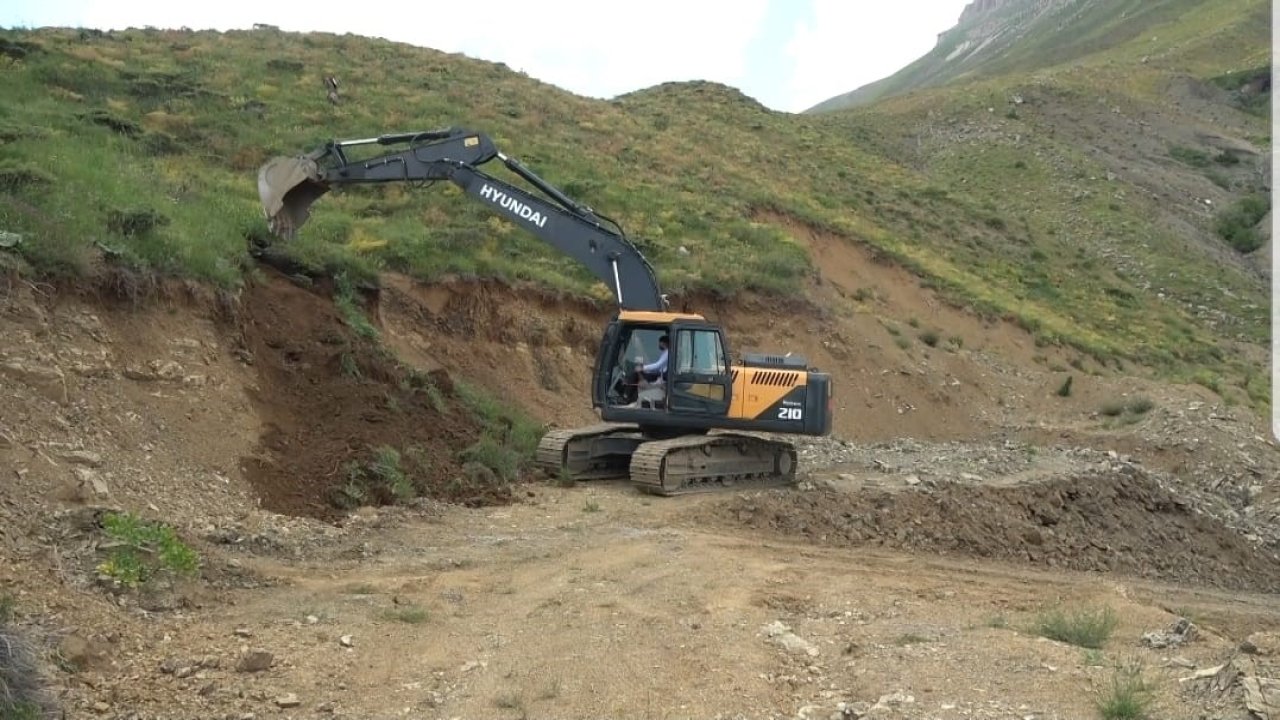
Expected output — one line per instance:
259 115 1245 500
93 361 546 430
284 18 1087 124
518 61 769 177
612 330 670 408
637 334 669 384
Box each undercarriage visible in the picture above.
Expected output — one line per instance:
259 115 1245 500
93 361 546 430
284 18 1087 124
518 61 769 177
535 423 798 496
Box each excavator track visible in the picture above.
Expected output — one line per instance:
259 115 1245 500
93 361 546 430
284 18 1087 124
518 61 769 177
628 432 798 496
535 423 644 481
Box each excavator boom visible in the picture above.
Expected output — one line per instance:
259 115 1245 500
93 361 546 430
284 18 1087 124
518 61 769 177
257 127 666 311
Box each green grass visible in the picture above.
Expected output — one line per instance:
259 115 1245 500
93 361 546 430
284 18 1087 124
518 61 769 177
1034 605 1118 649
1096 663 1155 720
96 511 199 587
380 604 429 624
454 379 546 481
0 15 1270 418
332 445 418 510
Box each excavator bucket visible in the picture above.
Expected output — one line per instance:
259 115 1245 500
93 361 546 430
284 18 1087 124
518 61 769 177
256 154 329 239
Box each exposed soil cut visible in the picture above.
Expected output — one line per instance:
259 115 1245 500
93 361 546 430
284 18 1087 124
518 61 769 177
709 465 1280 594
232 270 500 522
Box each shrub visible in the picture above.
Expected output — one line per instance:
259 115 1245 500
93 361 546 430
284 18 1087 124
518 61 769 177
1096 662 1154 720
1034 605 1117 649
1214 194 1270 253
97 512 199 587
1057 376 1073 397
1126 397 1154 415
1 614 55 719
332 445 414 509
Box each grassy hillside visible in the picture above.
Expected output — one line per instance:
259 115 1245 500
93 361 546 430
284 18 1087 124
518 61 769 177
0 18 1270 412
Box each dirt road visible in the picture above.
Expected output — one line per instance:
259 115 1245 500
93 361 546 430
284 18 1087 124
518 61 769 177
51 474 1271 720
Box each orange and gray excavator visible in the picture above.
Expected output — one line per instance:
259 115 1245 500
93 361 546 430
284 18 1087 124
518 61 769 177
256 125 833 495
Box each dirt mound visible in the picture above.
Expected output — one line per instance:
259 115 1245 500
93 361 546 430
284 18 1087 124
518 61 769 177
711 465 1280 594
232 271 499 522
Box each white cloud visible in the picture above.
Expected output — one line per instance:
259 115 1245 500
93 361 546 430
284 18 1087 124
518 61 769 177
9 0 971 113
69 0 772 102
782 0 969 112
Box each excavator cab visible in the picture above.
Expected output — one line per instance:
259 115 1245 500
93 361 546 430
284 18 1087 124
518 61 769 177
593 312 734 426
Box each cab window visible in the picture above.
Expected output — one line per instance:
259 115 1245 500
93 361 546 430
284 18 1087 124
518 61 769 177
675 329 727 374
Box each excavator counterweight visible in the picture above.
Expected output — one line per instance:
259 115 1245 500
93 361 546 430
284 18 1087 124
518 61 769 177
254 125 833 495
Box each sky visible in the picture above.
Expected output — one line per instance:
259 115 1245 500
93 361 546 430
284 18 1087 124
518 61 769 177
0 0 972 113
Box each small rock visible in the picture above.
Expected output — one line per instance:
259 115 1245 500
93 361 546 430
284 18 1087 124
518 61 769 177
235 649 273 673
1141 618 1196 648
154 360 184 379
0 361 67 399
339 635 353 648
873 691 914 708
763 620 820 657
60 450 103 468
92 701 110 713
74 467 109 497
58 634 109 670
233 627 252 638
275 693 301 708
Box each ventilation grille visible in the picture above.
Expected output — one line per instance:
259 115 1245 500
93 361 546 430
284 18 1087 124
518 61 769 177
745 370 798 387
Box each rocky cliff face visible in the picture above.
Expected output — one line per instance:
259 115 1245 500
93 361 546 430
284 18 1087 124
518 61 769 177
941 0 1083 67
956 0 1063 25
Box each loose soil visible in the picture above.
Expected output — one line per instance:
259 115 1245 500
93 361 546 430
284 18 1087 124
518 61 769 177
705 466 1280 594
234 271 502 521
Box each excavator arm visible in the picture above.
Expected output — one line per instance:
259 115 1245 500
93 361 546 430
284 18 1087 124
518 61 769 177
257 126 667 312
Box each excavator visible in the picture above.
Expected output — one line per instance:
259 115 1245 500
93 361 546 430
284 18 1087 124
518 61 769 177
255 125 833 495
